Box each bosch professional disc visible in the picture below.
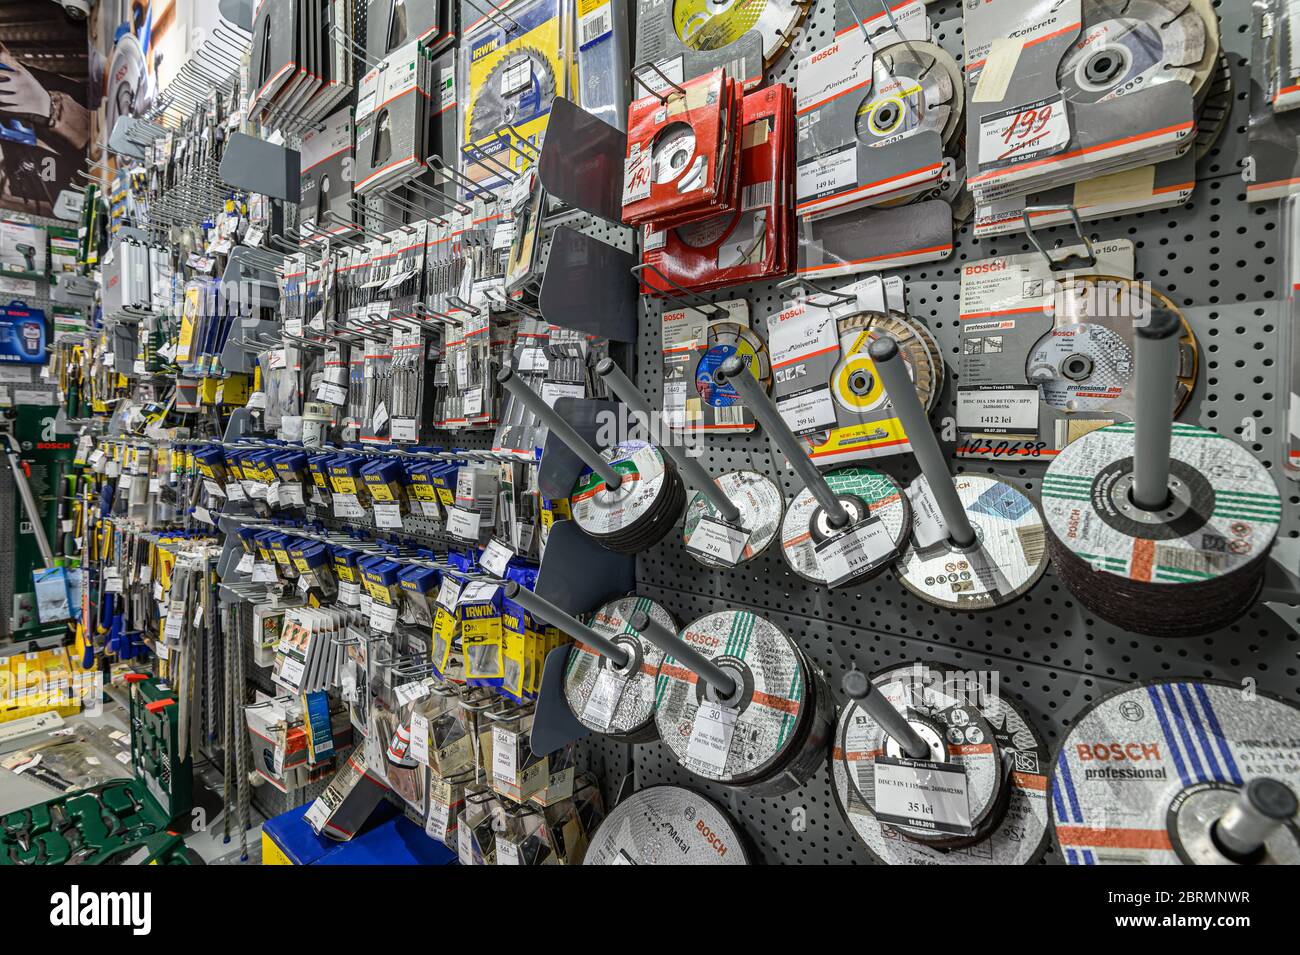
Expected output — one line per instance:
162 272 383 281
893 475 1049 610
1042 422 1281 636
854 40 962 149
832 662 1051 863
1051 679 1300 864
654 609 833 794
584 785 751 864
830 311 942 416
681 469 785 568
569 441 687 553
693 322 772 412
780 467 910 587
563 596 678 743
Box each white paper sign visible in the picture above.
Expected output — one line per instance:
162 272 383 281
814 518 896 586
685 517 749 565
685 702 738 775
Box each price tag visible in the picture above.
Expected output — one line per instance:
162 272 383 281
775 387 837 436
497 840 521 865
252 561 277 583
225 481 247 502
235 553 255 574
492 727 518 783
581 669 626 731
317 381 348 405
390 418 418 442
977 93 1070 169
796 143 856 204
906 478 949 548
395 680 430 707
338 580 360 606
480 538 513 577
409 712 430 766
463 388 483 417
685 517 749 565
813 518 896 587
685 702 738 775
446 507 482 541
955 386 1039 433
437 576 463 610
374 502 404 528
279 483 304 507
457 823 473 865
873 757 973 835
372 401 389 432
622 147 652 205
333 493 366 519
371 602 399 634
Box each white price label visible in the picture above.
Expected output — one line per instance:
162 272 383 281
492 727 518 783
446 507 482 541
373 502 404 528
873 757 973 835
409 712 430 766
581 668 626 731
906 477 948 548
685 702 738 775
480 538 513 577
796 143 856 204
977 94 1070 169
390 418 418 442
956 386 1039 433
813 518 896 586
622 148 652 206
333 493 366 519
685 517 750 565
370 602 399 634
437 577 462 610
775 387 837 436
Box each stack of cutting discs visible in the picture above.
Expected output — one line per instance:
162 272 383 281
583 785 751 864
568 441 687 554
893 475 1050 611
1051 679 1300 865
831 663 1008 848
653 610 833 796
832 663 1051 863
1041 422 1281 637
780 467 911 587
673 0 810 72
562 596 678 743
681 470 785 568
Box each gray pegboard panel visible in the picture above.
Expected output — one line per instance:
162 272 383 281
584 2 1300 864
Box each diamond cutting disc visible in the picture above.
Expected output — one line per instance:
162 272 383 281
894 475 1049 611
681 469 785 568
832 663 1050 862
780 467 910 586
653 122 699 184
854 40 959 149
654 609 813 787
1041 421 1281 636
833 663 1006 847
672 0 810 68
831 311 942 416
569 441 685 552
1058 0 1207 105
583 785 751 864
694 322 772 409
562 596 678 742
468 46 558 141
1194 52 1232 160
1050 679 1300 865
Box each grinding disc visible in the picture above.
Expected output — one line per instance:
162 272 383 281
1041 421 1281 636
830 310 942 417
893 475 1049 611
832 662 1051 863
1058 0 1207 105
654 609 821 789
681 469 785 568
672 0 810 69
563 596 678 743
584 785 751 864
1194 52 1232 160
1051 679 1300 864
569 441 686 553
832 663 1006 847
780 467 911 587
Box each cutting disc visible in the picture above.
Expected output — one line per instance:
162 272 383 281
569 441 686 553
894 475 1049 611
468 46 557 141
1041 421 1281 636
833 663 1006 847
1058 0 1207 105
1194 52 1232 160
830 311 942 417
681 469 785 568
672 0 810 68
654 609 823 789
694 322 771 410
832 663 1050 862
855 40 962 150
780 467 910 586
562 596 677 743
653 122 702 187
106 32 150 134
1050 679 1300 865
583 785 751 864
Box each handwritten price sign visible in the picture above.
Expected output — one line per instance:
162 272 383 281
978 93 1070 169
622 148 653 205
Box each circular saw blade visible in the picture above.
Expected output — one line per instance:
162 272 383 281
673 0 810 68
468 46 557 142
854 40 958 149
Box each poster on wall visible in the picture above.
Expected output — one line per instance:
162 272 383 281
0 3 91 220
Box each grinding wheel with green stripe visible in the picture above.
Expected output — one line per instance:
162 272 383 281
1041 422 1281 636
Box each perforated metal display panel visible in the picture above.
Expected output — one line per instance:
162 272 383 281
571 1 1300 864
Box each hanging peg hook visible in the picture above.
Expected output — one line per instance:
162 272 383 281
1021 205 1097 272
631 262 726 317
630 62 687 104
497 366 623 489
779 275 856 307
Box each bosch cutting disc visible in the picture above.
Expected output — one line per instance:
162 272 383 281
584 785 751 864
694 321 772 410
854 40 962 150
673 0 810 68
653 122 703 190
830 311 942 417
1051 679 1300 864
1041 421 1281 637
832 663 1050 862
1058 0 1207 105
893 475 1049 611
569 441 686 553
563 596 678 743
681 469 785 568
780 467 910 586
468 46 557 141
654 610 832 793
832 663 1007 848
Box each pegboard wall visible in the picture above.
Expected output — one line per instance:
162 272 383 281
573 0 1300 864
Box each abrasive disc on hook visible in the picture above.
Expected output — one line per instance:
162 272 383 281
584 785 751 864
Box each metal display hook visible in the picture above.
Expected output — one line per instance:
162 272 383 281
463 0 520 33
841 669 931 760
631 262 726 318
426 154 494 202
779 275 856 307
1021 205 1097 272
407 173 476 214
630 63 687 105
464 143 517 182
500 581 629 667
628 610 738 699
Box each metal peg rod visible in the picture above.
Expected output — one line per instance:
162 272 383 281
502 582 629 667
496 367 623 489
841 670 930 760
628 611 737 698
867 336 977 548
595 358 741 524
1132 307 1182 511
1215 778 1298 860
717 355 850 528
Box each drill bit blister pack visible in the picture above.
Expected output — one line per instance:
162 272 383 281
1249 0 1300 201
964 0 1204 207
460 0 568 195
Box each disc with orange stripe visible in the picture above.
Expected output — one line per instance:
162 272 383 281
832 662 1051 864
563 596 677 743
1050 679 1300 864
681 469 784 568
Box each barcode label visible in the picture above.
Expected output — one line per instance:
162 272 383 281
742 181 774 211
581 9 611 46
713 403 747 427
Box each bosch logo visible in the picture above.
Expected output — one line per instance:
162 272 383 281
696 819 729 857
811 44 838 64
683 630 720 648
1076 742 1161 762
964 261 1007 274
